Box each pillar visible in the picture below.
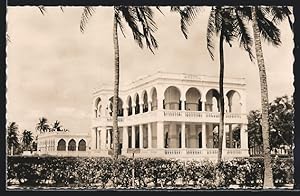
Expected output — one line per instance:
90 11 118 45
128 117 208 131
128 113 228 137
181 122 186 148
148 123 152 148
132 104 136 115
157 122 164 148
148 101 152 112
202 101 206 111
132 125 136 148
124 107 128 117
202 123 206 149
107 129 111 149
229 124 233 148
181 99 185 110
98 130 101 149
100 127 106 149
123 126 128 150
240 124 248 149
139 124 144 148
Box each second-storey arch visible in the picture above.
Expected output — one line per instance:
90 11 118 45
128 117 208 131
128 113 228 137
185 87 202 111
127 96 133 116
109 97 124 116
134 93 140 114
78 139 86 151
206 89 220 112
150 87 158 110
164 86 181 110
142 90 149 112
226 90 241 113
94 97 102 118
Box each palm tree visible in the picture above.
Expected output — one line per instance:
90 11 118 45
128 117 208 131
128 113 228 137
235 5 292 188
36 117 50 133
80 6 159 159
21 130 34 151
7 122 19 155
52 120 62 132
174 6 254 163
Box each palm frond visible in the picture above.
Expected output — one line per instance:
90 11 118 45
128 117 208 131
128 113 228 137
118 6 143 48
235 8 255 62
256 7 281 46
207 7 216 60
80 6 95 33
136 6 159 53
38 6 46 15
172 6 199 39
114 9 126 38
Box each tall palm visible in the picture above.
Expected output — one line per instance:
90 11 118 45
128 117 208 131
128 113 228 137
235 5 292 188
80 6 159 159
21 130 34 151
36 117 50 133
7 122 19 155
52 120 62 132
174 6 254 163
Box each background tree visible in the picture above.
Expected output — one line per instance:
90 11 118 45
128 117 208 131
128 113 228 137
36 117 50 133
21 130 34 151
247 95 294 151
51 120 62 132
7 122 19 155
80 6 160 159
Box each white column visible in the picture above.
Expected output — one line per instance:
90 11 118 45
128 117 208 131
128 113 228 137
157 122 164 148
98 130 101 149
132 125 136 148
132 104 136 115
157 95 164 110
240 124 248 149
181 122 186 148
202 101 206 111
140 103 143 113
100 128 106 149
148 123 152 148
139 124 143 148
202 123 206 148
107 129 111 149
123 126 128 150
181 99 185 110
148 101 152 112
124 107 128 117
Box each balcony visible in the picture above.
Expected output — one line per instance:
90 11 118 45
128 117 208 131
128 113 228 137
92 110 247 127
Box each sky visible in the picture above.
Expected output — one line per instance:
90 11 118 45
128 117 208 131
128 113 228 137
6 6 294 135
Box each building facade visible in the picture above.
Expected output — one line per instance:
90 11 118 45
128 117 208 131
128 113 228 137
37 131 90 156
91 72 249 160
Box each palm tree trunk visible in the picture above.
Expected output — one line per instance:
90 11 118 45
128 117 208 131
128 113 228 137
251 6 274 188
112 14 120 160
217 31 225 163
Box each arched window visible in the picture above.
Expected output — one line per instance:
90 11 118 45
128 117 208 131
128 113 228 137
164 86 181 110
68 139 76 151
151 88 158 110
142 91 148 112
186 87 201 111
57 139 66 151
226 90 241 113
206 89 220 112
109 97 124 116
134 94 140 114
78 139 86 151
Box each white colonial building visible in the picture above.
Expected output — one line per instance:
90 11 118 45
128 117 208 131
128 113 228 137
91 71 249 160
37 131 90 156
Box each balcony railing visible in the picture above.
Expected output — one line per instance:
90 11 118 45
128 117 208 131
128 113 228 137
92 110 247 126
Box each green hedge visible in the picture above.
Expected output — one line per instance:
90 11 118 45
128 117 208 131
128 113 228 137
7 156 294 188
